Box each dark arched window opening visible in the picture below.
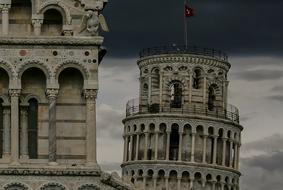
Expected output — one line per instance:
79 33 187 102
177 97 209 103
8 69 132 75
28 98 38 159
169 125 179 160
208 86 216 111
193 69 201 89
0 99 3 158
170 81 182 108
42 9 63 36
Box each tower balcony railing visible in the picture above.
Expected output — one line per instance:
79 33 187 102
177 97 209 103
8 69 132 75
126 98 239 124
139 45 228 61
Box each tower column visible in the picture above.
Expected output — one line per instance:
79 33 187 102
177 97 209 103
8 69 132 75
154 130 159 160
20 107 29 160
129 134 134 161
229 140 233 167
143 174 147 190
3 108 11 159
191 132 196 162
9 89 21 165
165 131 171 161
165 176 169 190
237 143 241 170
189 72 192 103
177 176 182 190
84 89 98 166
234 142 238 169
202 135 208 163
189 177 194 189
135 133 140 160
123 135 128 162
212 135 218 165
144 132 149 160
153 175 157 190
1 3 11 35
178 131 183 161
222 138 227 166
46 88 59 165
203 76 207 104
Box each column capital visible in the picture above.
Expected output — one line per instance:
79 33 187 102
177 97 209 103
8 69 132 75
32 19 43 27
84 89 98 100
0 3 11 12
46 88 59 100
9 89 21 97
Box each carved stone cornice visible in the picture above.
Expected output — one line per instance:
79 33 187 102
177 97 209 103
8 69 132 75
0 36 104 46
138 54 231 72
0 168 101 176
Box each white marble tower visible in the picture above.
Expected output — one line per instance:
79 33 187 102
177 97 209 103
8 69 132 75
122 45 243 190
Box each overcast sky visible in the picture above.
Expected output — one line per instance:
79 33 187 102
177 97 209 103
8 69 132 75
96 1 283 189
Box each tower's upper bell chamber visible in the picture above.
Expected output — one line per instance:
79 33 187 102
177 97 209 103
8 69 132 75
127 45 239 124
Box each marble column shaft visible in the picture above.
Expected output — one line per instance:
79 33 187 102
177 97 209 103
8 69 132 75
129 135 133 161
84 89 98 165
123 135 128 162
166 131 171 161
202 135 207 163
3 108 11 157
154 131 159 160
1 4 11 35
178 132 183 161
135 134 140 160
213 135 218 164
20 107 29 159
222 139 227 166
191 133 196 162
9 89 21 164
46 88 58 163
144 133 149 160
229 140 233 167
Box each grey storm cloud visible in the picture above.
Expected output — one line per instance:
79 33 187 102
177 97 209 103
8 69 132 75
267 95 283 102
239 135 283 190
271 86 283 92
103 0 283 58
232 69 283 81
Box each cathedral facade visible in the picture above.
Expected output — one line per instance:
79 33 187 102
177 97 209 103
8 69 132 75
121 46 243 190
0 0 131 189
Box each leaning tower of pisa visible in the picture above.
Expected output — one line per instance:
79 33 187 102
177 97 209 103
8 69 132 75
121 45 243 190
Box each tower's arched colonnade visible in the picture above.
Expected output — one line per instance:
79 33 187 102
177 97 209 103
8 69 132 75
122 46 243 190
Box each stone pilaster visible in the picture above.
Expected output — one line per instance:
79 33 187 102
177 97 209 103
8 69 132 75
20 107 29 160
2 108 11 159
46 88 59 165
229 140 233 168
123 135 128 162
84 89 98 166
9 89 21 165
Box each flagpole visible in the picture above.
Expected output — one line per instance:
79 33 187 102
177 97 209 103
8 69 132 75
184 0 188 48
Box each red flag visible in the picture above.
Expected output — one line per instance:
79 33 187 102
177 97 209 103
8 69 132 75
185 1 194 17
